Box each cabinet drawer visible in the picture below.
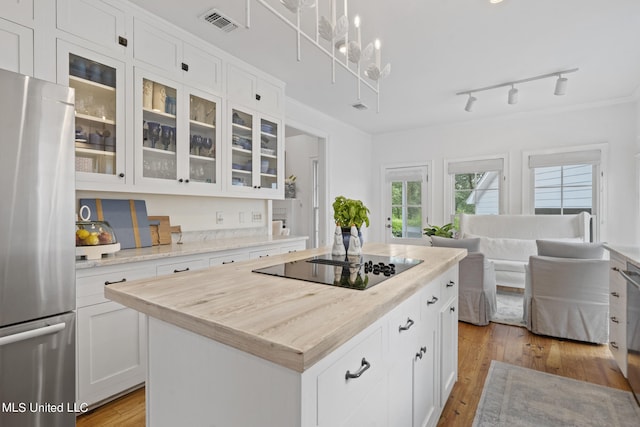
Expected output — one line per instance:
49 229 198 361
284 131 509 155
421 281 442 319
388 295 421 358
249 247 281 260
209 251 250 267
280 242 305 254
317 327 383 427
156 258 207 276
77 265 156 307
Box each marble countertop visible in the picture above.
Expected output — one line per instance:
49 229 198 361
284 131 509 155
105 243 466 372
605 244 640 266
76 235 308 269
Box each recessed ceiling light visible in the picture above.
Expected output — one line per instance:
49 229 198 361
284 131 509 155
489 0 504 4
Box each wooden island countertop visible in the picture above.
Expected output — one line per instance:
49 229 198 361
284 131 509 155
105 242 466 372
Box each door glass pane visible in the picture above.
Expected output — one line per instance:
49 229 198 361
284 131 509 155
391 180 423 239
142 78 177 180
260 119 278 190
70 54 117 175
231 109 253 187
189 95 217 184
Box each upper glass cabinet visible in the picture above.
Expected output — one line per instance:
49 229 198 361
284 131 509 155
189 94 218 185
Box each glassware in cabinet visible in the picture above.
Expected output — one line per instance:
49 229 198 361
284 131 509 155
230 109 254 188
189 94 217 184
259 118 278 190
69 53 118 176
141 78 177 181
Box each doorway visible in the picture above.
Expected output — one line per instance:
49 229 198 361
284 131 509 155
272 124 328 249
383 165 429 245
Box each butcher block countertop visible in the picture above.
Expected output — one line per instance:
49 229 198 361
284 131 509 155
105 243 466 372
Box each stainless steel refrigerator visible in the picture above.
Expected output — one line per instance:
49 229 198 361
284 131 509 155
0 68 76 426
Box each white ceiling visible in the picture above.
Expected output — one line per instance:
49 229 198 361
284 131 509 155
129 0 640 134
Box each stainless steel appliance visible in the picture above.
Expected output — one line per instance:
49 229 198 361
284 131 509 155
253 254 423 290
0 69 76 426
622 262 640 405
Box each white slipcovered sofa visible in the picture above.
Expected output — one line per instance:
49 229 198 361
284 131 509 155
458 213 591 289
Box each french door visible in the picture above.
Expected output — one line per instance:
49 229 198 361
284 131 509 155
384 166 429 244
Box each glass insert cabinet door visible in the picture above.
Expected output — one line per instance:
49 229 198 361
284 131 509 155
142 78 177 181
259 118 278 190
69 53 118 176
230 109 254 188
189 94 217 184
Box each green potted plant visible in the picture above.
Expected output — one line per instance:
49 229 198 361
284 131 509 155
333 196 370 250
423 223 454 238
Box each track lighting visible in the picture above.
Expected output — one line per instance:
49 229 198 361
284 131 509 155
465 94 477 112
554 75 568 96
508 85 518 105
456 68 578 112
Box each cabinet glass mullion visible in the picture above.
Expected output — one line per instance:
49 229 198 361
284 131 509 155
231 109 254 187
142 78 177 181
259 119 278 190
70 54 117 176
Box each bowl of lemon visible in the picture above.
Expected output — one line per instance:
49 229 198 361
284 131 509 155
75 219 120 260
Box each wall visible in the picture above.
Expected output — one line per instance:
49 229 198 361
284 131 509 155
285 98 374 246
371 101 639 245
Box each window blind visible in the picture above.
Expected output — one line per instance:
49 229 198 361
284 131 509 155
447 158 504 175
384 166 427 183
528 149 601 168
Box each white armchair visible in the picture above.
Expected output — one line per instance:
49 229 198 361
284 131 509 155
524 240 609 344
432 236 497 326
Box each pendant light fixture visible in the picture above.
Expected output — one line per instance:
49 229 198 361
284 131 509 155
457 68 578 112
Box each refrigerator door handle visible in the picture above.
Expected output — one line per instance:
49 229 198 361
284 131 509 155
0 322 66 347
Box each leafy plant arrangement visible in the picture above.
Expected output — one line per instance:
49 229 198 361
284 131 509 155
333 196 370 229
423 223 454 238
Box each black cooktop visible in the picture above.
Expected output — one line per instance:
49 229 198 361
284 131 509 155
252 254 423 290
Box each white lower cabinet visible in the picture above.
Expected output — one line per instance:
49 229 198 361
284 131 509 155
77 301 146 407
439 295 458 407
609 253 628 376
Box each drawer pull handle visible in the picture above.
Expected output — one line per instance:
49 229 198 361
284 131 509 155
611 342 619 349
399 318 415 332
426 296 438 305
611 292 620 297
610 316 619 324
259 254 270 258
104 278 126 285
288 250 297 253
415 347 427 361
174 268 190 273
415 351 423 360
450 306 456 313
345 358 370 380
222 260 235 265
446 280 455 288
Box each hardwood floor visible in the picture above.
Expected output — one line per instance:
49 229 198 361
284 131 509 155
75 322 630 427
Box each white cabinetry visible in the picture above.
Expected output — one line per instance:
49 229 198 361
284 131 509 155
228 106 284 198
1 0 33 26
609 252 628 376
0 17 33 75
156 256 208 276
76 263 155 407
227 62 284 116
56 0 128 55
133 17 222 94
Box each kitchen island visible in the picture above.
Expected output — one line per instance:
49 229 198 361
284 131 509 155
105 243 466 427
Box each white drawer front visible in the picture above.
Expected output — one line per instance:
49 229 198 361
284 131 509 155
388 295 421 359
156 258 207 276
317 327 383 426
209 251 250 267
77 265 156 307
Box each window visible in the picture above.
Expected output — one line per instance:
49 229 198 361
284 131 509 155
528 149 600 216
447 158 505 223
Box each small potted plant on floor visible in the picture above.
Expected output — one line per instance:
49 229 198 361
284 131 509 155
333 196 370 250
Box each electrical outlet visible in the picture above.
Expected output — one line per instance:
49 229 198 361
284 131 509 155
216 211 224 224
239 212 245 223
252 212 262 222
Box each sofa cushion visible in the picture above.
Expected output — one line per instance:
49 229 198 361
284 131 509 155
536 240 604 259
431 236 480 252
492 259 527 273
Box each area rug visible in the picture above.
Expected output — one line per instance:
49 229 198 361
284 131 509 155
491 290 525 327
472 360 640 427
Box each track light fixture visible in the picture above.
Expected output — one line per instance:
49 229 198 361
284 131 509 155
456 68 578 112
465 94 477 112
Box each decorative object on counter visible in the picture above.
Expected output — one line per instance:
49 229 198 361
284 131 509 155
75 205 121 260
79 199 152 249
148 216 172 245
332 195 370 252
170 224 183 244
347 225 362 256
331 225 346 256
424 223 455 239
285 175 297 198
240 0 389 112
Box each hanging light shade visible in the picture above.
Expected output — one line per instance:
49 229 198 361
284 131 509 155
508 85 519 105
465 94 477 112
554 75 568 95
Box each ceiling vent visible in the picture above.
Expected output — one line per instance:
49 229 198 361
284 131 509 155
351 102 369 111
201 9 239 33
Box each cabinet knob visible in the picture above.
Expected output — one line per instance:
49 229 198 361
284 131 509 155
185 179 189 183
255 94 261 101
118 36 128 47
450 306 456 313
181 62 189 72
118 173 125 178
